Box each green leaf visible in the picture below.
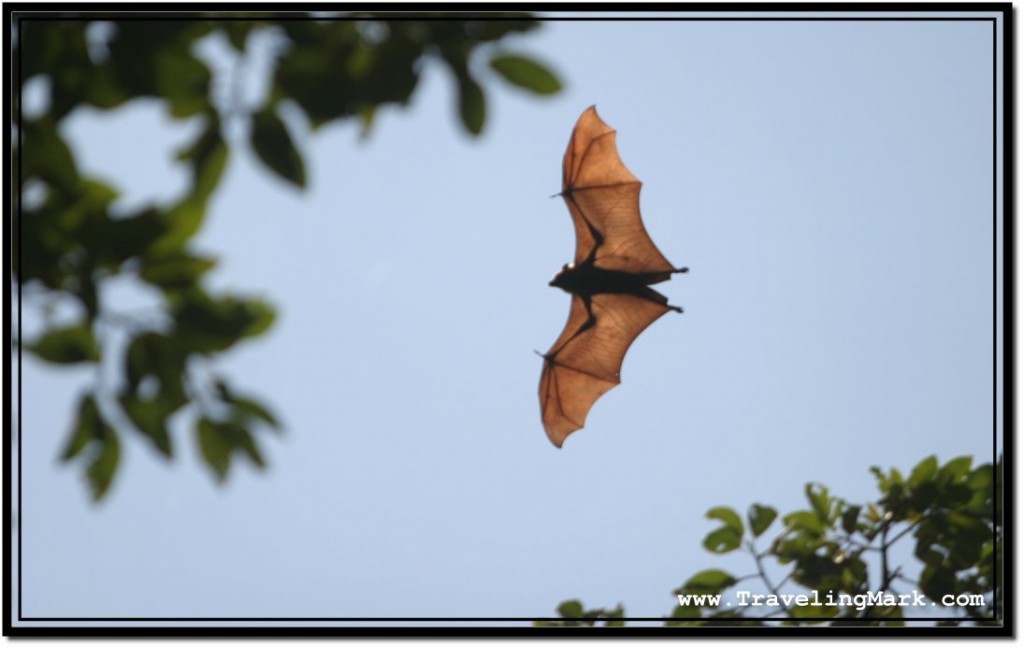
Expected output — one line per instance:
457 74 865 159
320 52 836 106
124 332 189 410
908 455 938 488
118 393 172 457
805 483 832 523
603 605 625 626
789 601 837 620
172 290 276 354
177 117 228 201
94 207 168 268
196 416 267 482
197 417 232 482
681 569 736 595
666 604 702 626
151 197 206 256
214 380 279 430
748 504 777 537
841 505 861 535
702 527 741 554
783 511 824 535
870 466 888 491
938 455 973 484
221 21 253 51
864 503 882 524
706 506 744 535
232 397 281 431
84 63 130 110
63 394 101 461
919 565 957 603
251 107 306 187
234 424 266 468
239 299 276 339
29 323 99 364
965 465 994 513
139 252 216 289
155 49 211 118
489 54 562 95
456 74 485 135
557 600 583 618
22 117 79 191
86 430 120 501
356 104 377 139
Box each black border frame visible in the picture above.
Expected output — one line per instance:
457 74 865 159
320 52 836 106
4 2 1013 637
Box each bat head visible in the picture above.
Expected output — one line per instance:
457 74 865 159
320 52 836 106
549 263 575 290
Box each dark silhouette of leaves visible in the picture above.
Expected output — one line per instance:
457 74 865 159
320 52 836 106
543 454 1001 627
15 14 561 500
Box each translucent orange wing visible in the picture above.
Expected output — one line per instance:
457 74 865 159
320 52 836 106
539 292 673 447
561 106 676 275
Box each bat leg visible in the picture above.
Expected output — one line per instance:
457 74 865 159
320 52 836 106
668 267 687 311
638 286 684 314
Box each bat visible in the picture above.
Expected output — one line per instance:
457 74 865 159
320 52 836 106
539 106 687 448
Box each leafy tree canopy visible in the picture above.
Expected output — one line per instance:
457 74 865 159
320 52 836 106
14 14 562 499
539 454 1001 627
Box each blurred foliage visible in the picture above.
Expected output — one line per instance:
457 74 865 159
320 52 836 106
534 600 626 628
540 454 1001 628
13 14 561 499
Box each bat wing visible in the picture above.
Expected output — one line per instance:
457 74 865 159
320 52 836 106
540 291 673 447
561 106 677 277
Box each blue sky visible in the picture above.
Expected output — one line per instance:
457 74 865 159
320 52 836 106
15 12 1004 625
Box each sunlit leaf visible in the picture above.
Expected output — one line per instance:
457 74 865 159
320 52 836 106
908 455 938 488
706 506 744 535
783 511 825 535
805 483 832 523
151 197 206 255
176 117 228 201
703 527 741 554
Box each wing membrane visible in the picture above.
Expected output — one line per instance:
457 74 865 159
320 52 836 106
561 106 675 274
540 292 672 447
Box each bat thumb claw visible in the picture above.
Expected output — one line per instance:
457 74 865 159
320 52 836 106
675 266 689 274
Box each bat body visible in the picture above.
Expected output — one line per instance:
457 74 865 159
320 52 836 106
540 106 687 448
